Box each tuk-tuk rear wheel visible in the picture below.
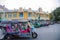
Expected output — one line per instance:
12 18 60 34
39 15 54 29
32 32 38 38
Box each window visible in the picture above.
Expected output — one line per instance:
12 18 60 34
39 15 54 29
20 12 23 17
28 13 31 17
13 13 17 17
8 13 12 18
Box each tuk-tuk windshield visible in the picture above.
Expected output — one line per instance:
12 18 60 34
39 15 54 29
29 22 34 28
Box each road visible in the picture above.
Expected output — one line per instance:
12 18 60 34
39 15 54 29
13 23 60 40
35 24 60 40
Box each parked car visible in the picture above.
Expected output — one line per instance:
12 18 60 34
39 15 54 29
0 20 38 40
50 21 55 25
56 21 60 24
41 20 49 26
31 21 42 28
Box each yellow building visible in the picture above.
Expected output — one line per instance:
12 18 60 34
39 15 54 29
0 6 50 21
33 8 50 20
40 13 50 20
5 8 33 20
5 8 50 21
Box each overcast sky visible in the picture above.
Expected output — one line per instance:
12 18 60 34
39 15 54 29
0 0 60 12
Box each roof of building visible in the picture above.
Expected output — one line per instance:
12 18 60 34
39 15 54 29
5 10 18 12
0 5 49 14
0 5 3 9
0 5 8 12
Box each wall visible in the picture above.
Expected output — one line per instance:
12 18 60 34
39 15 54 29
5 12 33 20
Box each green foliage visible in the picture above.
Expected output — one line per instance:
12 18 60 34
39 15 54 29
50 13 54 20
0 17 1 21
52 7 60 21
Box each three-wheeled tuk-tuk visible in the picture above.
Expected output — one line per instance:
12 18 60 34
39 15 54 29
0 20 38 40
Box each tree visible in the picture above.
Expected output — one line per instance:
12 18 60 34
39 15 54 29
50 13 54 21
0 14 1 21
52 7 60 21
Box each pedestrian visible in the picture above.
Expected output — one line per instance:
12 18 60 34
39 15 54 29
27 25 30 33
27 22 30 33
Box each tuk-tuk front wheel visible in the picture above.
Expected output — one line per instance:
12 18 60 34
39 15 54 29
4 34 13 40
32 32 38 38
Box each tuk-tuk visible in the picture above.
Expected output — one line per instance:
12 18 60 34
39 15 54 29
0 20 38 40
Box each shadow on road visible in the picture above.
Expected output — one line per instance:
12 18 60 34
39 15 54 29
11 37 36 40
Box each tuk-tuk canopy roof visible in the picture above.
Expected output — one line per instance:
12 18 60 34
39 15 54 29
1 20 29 23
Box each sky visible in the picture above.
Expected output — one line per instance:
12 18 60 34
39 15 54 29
0 0 60 12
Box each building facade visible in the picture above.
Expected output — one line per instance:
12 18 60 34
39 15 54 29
0 5 50 21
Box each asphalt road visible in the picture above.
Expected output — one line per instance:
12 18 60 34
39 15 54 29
0 24 60 40
12 23 60 40
35 24 59 40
